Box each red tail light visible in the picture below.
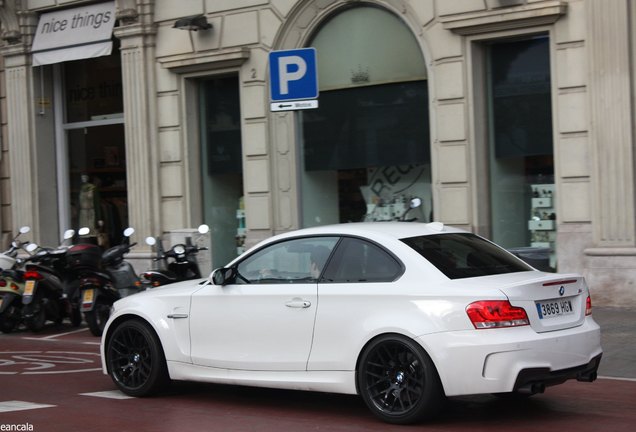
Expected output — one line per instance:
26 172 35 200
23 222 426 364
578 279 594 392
585 295 592 316
24 271 43 280
466 300 529 329
0 279 6 287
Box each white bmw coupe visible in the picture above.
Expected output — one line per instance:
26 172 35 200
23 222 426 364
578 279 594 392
101 222 602 424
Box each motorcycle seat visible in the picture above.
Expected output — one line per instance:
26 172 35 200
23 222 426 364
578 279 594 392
79 271 112 284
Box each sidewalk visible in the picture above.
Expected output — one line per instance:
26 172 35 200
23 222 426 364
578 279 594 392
593 306 636 379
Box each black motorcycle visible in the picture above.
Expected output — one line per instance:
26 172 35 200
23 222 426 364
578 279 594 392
0 226 31 333
69 227 141 337
141 224 209 287
21 230 81 332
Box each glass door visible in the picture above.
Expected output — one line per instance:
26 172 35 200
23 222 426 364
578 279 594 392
57 49 125 247
200 75 244 267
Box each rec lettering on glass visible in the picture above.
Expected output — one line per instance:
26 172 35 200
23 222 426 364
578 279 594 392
370 165 418 197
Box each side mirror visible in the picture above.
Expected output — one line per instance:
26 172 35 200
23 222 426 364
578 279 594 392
19 226 31 235
78 227 91 236
123 227 135 237
209 267 234 286
409 197 422 209
198 224 210 235
26 243 39 253
145 236 157 246
63 229 75 240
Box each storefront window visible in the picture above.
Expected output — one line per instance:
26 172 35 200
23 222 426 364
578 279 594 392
301 6 431 226
64 50 125 247
487 36 556 271
67 124 126 246
65 52 123 123
200 76 244 267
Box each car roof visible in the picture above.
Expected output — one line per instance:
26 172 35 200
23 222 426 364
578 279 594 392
267 222 467 243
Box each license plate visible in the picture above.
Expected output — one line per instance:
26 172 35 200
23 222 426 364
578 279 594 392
82 288 95 304
24 280 36 296
536 298 574 319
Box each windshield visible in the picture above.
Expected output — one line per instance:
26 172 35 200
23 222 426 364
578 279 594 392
401 233 533 279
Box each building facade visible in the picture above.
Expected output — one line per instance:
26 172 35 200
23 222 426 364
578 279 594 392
1 0 635 306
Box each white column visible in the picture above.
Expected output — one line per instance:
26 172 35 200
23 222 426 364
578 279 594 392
114 20 161 248
587 0 636 247
2 45 37 233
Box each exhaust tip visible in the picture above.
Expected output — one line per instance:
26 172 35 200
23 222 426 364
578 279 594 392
577 371 597 382
517 383 546 395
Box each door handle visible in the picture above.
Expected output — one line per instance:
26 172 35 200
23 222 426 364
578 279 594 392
167 313 189 319
285 299 311 308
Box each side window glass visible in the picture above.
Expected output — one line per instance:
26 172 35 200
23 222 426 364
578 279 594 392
323 238 402 283
235 237 339 284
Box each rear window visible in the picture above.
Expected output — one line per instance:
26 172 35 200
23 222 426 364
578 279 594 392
401 233 533 279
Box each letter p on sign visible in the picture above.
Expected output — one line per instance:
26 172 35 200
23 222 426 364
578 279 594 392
269 48 318 102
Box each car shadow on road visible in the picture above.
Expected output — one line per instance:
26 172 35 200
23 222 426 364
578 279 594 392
156 380 598 430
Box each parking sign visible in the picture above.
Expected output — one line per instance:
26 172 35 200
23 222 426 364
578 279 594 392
269 48 318 102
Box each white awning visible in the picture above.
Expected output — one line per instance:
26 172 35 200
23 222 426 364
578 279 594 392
32 1 116 66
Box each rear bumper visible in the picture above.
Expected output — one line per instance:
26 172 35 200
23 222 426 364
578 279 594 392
511 353 601 394
418 316 602 396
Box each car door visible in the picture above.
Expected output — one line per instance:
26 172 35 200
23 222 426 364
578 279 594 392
189 236 339 371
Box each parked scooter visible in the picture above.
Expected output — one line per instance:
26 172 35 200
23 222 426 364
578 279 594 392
68 227 141 337
0 226 31 333
21 230 81 332
141 224 209 287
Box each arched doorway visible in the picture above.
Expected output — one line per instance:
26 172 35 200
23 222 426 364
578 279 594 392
299 5 431 226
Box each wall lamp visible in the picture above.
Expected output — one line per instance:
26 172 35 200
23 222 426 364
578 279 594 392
173 15 212 31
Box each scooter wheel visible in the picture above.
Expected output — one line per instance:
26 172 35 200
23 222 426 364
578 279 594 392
0 303 21 333
0 315 17 333
85 299 111 337
71 307 83 327
24 301 46 332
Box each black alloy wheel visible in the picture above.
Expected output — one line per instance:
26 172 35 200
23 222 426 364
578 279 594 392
106 319 169 397
357 335 444 424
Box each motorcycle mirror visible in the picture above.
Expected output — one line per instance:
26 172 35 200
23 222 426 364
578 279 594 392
63 229 75 240
78 227 91 236
124 227 135 237
19 226 31 235
198 224 210 234
145 236 157 246
409 197 422 209
26 243 38 253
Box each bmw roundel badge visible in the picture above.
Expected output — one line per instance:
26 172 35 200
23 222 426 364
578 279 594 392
559 286 565 296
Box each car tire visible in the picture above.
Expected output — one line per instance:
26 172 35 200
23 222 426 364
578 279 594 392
357 334 445 424
106 319 169 397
